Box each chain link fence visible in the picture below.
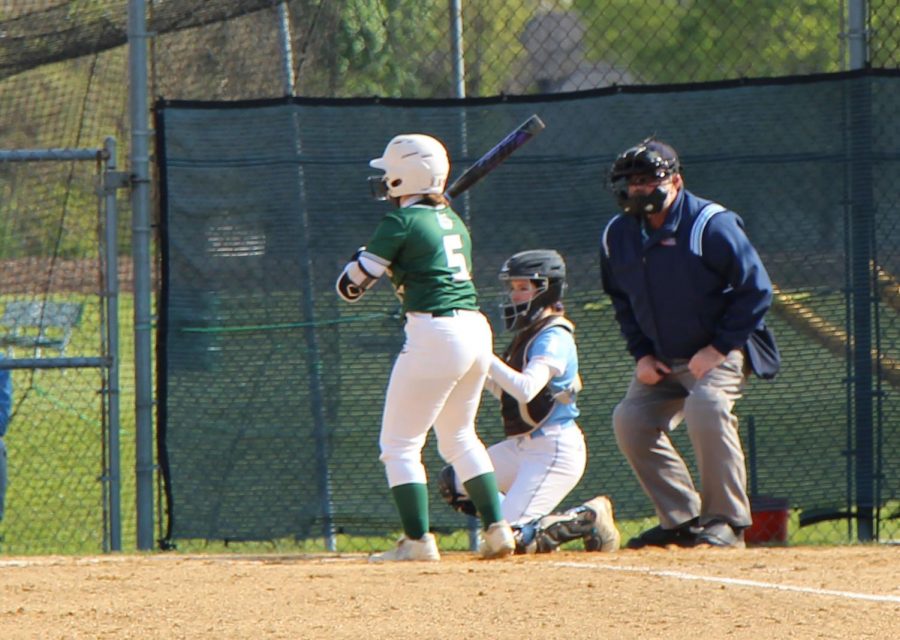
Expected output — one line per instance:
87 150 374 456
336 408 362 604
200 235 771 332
0 147 124 554
1 0 898 553
4 2 899 103
149 0 898 99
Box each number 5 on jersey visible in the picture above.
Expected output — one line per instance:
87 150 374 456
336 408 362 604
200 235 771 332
443 234 471 282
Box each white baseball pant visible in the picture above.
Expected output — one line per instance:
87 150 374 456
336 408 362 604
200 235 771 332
379 310 495 487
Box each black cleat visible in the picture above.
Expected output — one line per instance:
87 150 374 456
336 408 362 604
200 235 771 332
696 519 746 548
625 518 702 549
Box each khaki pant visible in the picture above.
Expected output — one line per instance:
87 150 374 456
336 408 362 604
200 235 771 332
612 350 752 529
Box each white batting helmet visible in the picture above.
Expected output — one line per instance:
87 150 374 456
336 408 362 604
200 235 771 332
369 134 450 198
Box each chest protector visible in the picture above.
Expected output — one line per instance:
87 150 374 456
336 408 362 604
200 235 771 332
500 315 576 436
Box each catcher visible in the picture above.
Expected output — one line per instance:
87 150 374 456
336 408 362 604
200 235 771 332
439 249 620 553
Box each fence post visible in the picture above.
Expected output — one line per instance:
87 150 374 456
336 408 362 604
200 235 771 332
846 0 874 542
449 0 472 228
277 2 296 96
449 0 479 552
128 0 156 550
102 137 124 552
277 3 337 551
847 0 868 69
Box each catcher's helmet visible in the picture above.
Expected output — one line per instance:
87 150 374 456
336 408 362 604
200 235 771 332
608 138 680 215
368 134 450 199
499 249 567 332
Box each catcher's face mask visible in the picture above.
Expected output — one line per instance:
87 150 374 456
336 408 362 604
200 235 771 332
497 249 567 332
500 278 545 332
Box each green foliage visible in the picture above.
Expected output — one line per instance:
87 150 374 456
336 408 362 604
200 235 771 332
575 0 842 83
288 0 849 96
295 0 451 98
462 0 536 96
870 1 900 67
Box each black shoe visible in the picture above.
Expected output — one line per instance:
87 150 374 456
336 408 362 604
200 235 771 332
625 518 701 549
696 520 746 548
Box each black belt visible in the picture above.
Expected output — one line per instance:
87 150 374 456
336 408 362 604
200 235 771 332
430 309 459 317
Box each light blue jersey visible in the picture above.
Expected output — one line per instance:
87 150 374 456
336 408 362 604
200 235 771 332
526 325 580 427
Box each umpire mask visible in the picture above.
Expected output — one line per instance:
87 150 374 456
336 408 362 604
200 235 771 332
608 139 680 216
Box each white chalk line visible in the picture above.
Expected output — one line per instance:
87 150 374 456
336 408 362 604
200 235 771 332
551 561 900 604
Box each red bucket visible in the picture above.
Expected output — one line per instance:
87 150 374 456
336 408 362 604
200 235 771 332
746 496 789 545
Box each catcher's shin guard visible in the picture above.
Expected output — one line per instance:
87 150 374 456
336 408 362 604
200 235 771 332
437 465 478 518
512 522 539 554
534 495 620 553
507 516 582 554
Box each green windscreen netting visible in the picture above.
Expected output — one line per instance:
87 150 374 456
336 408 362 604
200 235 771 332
156 70 900 544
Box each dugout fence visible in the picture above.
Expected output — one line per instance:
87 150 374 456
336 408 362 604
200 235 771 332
156 70 900 551
0 140 125 553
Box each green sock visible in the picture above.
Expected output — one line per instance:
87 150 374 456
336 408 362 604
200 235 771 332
391 483 429 540
463 472 504 528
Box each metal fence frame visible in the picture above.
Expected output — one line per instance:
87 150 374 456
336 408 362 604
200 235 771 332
0 138 124 551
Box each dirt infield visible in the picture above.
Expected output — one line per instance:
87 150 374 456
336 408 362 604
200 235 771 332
1 546 898 639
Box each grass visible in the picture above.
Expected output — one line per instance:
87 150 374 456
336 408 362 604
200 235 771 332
1 293 139 555
126 507 897 555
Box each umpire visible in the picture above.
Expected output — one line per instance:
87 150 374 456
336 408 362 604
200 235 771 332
599 138 779 549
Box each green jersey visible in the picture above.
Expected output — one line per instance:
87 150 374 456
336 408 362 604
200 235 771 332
366 204 479 314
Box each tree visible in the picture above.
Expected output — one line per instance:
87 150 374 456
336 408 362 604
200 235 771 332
293 0 450 98
574 0 843 85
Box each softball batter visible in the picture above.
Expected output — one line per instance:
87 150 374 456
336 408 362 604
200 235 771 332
336 133 514 561
439 249 620 553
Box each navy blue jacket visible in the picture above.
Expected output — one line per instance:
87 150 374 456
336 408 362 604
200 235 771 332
600 188 773 364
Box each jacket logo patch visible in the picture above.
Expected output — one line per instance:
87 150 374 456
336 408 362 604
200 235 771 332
660 238 677 246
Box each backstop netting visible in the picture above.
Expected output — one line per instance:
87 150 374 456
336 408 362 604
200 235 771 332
155 70 900 547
